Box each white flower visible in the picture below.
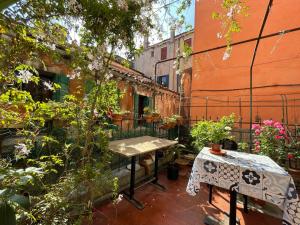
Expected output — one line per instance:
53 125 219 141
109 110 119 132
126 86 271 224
68 67 81 80
87 52 94 60
222 50 231 61
117 0 128 11
224 126 232 131
227 7 234 18
15 143 30 156
93 109 99 117
114 194 123 204
104 72 113 80
17 70 33 83
43 81 54 91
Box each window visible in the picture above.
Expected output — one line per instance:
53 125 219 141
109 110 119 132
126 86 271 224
184 38 192 47
160 46 167 60
157 75 169 88
151 50 154 57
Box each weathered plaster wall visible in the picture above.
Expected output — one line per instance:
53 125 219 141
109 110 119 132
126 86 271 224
191 0 300 125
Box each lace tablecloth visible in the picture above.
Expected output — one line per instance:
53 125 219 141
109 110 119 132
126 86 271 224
186 147 300 225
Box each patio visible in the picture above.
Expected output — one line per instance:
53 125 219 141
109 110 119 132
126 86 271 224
93 168 281 225
1 0 300 225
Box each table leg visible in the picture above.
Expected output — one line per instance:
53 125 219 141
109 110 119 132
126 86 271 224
151 150 166 191
229 190 237 225
123 155 144 210
208 184 213 204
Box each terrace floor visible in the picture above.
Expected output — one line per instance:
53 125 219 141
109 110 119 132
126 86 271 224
93 168 282 225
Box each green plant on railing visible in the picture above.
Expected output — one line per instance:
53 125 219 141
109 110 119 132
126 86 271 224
191 114 235 151
238 142 249 152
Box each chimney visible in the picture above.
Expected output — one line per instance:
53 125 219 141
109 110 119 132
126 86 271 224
143 35 149 49
170 26 175 42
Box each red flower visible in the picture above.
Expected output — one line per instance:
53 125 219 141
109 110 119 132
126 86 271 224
288 154 294 159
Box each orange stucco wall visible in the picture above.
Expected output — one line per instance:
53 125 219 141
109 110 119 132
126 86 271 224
191 0 300 125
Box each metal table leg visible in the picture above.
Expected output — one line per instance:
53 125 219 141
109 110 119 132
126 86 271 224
229 190 237 225
123 155 144 210
151 150 166 191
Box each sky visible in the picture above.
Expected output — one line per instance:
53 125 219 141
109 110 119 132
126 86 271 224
148 0 195 45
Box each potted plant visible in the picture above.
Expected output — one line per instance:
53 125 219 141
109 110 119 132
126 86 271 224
143 106 153 123
152 110 161 122
160 117 177 130
191 114 235 154
172 114 183 126
252 120 287 165
166 144 186 180
121 110 131 120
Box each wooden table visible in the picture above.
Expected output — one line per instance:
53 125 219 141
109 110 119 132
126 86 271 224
109 136 177 209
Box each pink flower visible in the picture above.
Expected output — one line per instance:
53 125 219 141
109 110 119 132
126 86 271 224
273 122 283 129
288 153 294 159
263 120 273 126
255 129 261 135
275 135 284 139
279 129 286 135
252 124 260 130
255 145 260 152
255 141 260 146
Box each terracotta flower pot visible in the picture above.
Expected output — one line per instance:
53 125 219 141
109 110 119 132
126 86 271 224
144 114 153 123
112 113 123 121
152 114 161 122
211 143 221 152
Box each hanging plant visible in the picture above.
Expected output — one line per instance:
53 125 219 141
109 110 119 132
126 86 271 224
212 0 249 60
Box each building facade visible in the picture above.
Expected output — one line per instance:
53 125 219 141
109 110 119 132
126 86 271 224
134 29 194 92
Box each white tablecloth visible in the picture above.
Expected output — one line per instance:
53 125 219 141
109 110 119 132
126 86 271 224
186 147 300 225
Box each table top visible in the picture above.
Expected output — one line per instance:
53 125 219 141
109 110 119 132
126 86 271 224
198 147 288 176
109 136 178 157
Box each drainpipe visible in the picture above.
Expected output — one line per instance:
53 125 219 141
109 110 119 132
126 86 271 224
249 0 273 152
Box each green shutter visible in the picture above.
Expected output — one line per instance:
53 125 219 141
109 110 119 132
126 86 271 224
133 93 139 128
85 80 95 94
52 74 69 102
148 97 153 110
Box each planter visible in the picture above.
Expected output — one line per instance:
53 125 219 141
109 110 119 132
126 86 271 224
168 122 177 129
112 113 123 121
144 114 153 123
167 164 179 180
211 143 221 152
152 114 161 122
122 112 131 120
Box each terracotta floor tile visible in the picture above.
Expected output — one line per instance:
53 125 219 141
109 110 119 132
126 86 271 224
94 169 282 225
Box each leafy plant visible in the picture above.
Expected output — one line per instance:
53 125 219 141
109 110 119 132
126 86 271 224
191 114 235 150
252 120 287 163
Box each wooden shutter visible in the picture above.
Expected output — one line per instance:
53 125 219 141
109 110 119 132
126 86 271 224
161 47 167 60
52 74 69 102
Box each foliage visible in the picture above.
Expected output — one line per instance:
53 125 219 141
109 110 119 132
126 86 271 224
0 0 156 224
252 120 287 163
212 0 249 60
191 114 235 150
237 142 248 152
